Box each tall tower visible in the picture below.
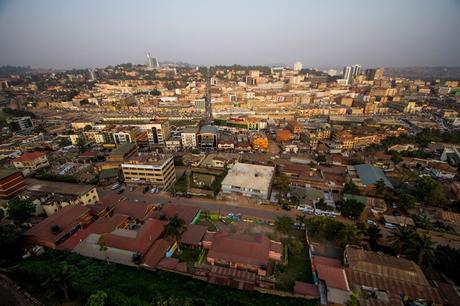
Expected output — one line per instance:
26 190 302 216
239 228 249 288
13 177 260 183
146 52 159 69
343 64 361 85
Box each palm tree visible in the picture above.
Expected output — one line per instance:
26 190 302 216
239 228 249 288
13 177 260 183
407 233 436 267
164 216 185 251
388 226 417 255
366 225 382 249
414 214 432 230
338 224 362 247
375 179 386 195
98 236 109 264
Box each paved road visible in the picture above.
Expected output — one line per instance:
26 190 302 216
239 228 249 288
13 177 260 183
98 186 294 221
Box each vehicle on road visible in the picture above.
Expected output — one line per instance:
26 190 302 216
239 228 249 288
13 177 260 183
111 183 121 190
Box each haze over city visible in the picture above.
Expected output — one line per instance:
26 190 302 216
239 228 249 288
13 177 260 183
1 0 460 69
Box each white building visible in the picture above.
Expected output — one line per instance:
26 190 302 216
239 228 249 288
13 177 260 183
343 64 362 85
221 162 275 200
293 61 303 71
181 128 198 149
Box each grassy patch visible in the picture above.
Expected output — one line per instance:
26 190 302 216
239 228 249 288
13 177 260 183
11 250 316 306
275 230 313 291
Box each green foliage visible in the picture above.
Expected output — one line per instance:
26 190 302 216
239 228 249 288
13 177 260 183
397 192 417 212
375 179 386 195
346 291 359 306
274 215 294 235
389 227 435 267
415 176 446 206
86 290 107 306
435 245 460 285
14 250 313 305
343 181 360 195
7 198 35 223
306 217 362 247
273 175 290 196
0 223 23 265
340 199 365 219
164 216 185 246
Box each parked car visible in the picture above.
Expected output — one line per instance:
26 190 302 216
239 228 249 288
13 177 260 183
282 204 291 211
111 183 121 190
367 219 377 225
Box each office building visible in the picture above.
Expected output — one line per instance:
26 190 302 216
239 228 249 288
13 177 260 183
8 116 34 134
146 52 159 69
181 127 198 148
121 155 176 189
343 64 361 85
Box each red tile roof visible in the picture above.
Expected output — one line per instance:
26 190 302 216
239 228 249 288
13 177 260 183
13 152 46 162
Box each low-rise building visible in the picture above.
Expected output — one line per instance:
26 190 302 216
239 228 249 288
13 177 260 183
12 152 49 175
21 179 99 216
0 169 25 199
221 162 275 199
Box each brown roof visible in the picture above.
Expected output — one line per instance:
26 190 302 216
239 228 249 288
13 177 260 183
294 282 319 297
313 256 349 291
142 238 172 268
207 232 276 267
113 201 155 220
345 246 443 303
102 218 167 254
181 224 207 246
24 205 90 247
160 204 199 224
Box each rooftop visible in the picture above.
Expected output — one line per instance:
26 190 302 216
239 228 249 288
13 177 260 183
0 168 20 180
13 151 46 162
221 162 275 191
354 164 394 189
25 179 95 196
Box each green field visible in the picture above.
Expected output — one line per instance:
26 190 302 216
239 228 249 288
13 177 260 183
12 250 318 306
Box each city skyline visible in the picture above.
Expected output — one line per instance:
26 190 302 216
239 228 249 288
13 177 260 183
1 0 460 69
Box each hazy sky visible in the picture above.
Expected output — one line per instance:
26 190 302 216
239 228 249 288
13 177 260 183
1 0 460 69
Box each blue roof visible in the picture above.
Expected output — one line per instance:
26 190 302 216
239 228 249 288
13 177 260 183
354 164 393 189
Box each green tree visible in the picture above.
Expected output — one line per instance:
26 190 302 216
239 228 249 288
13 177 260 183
274 216 294 235
338 224 362 247
86 290 107 306
98 236 109 264
398 192 417 212
366 225 382 249
346 291 359 306
42 261 78 301
0 223 23 264
343 181 360 195
375 179 386 195
407 233 436 268
164 216 185 250
76 134 87 153
340 199 365 219
415 176 445 206
7 198 35 223
388 226 417 255
273 175 290 197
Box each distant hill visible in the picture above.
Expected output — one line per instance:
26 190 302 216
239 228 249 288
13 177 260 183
0 66 34 76
385 67 460 81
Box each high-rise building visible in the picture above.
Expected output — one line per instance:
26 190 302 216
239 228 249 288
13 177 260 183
293 61 303 71
375 67 385 80
365 68 377 81
88 69 97 81
343 64 362 85
145 52 159 69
